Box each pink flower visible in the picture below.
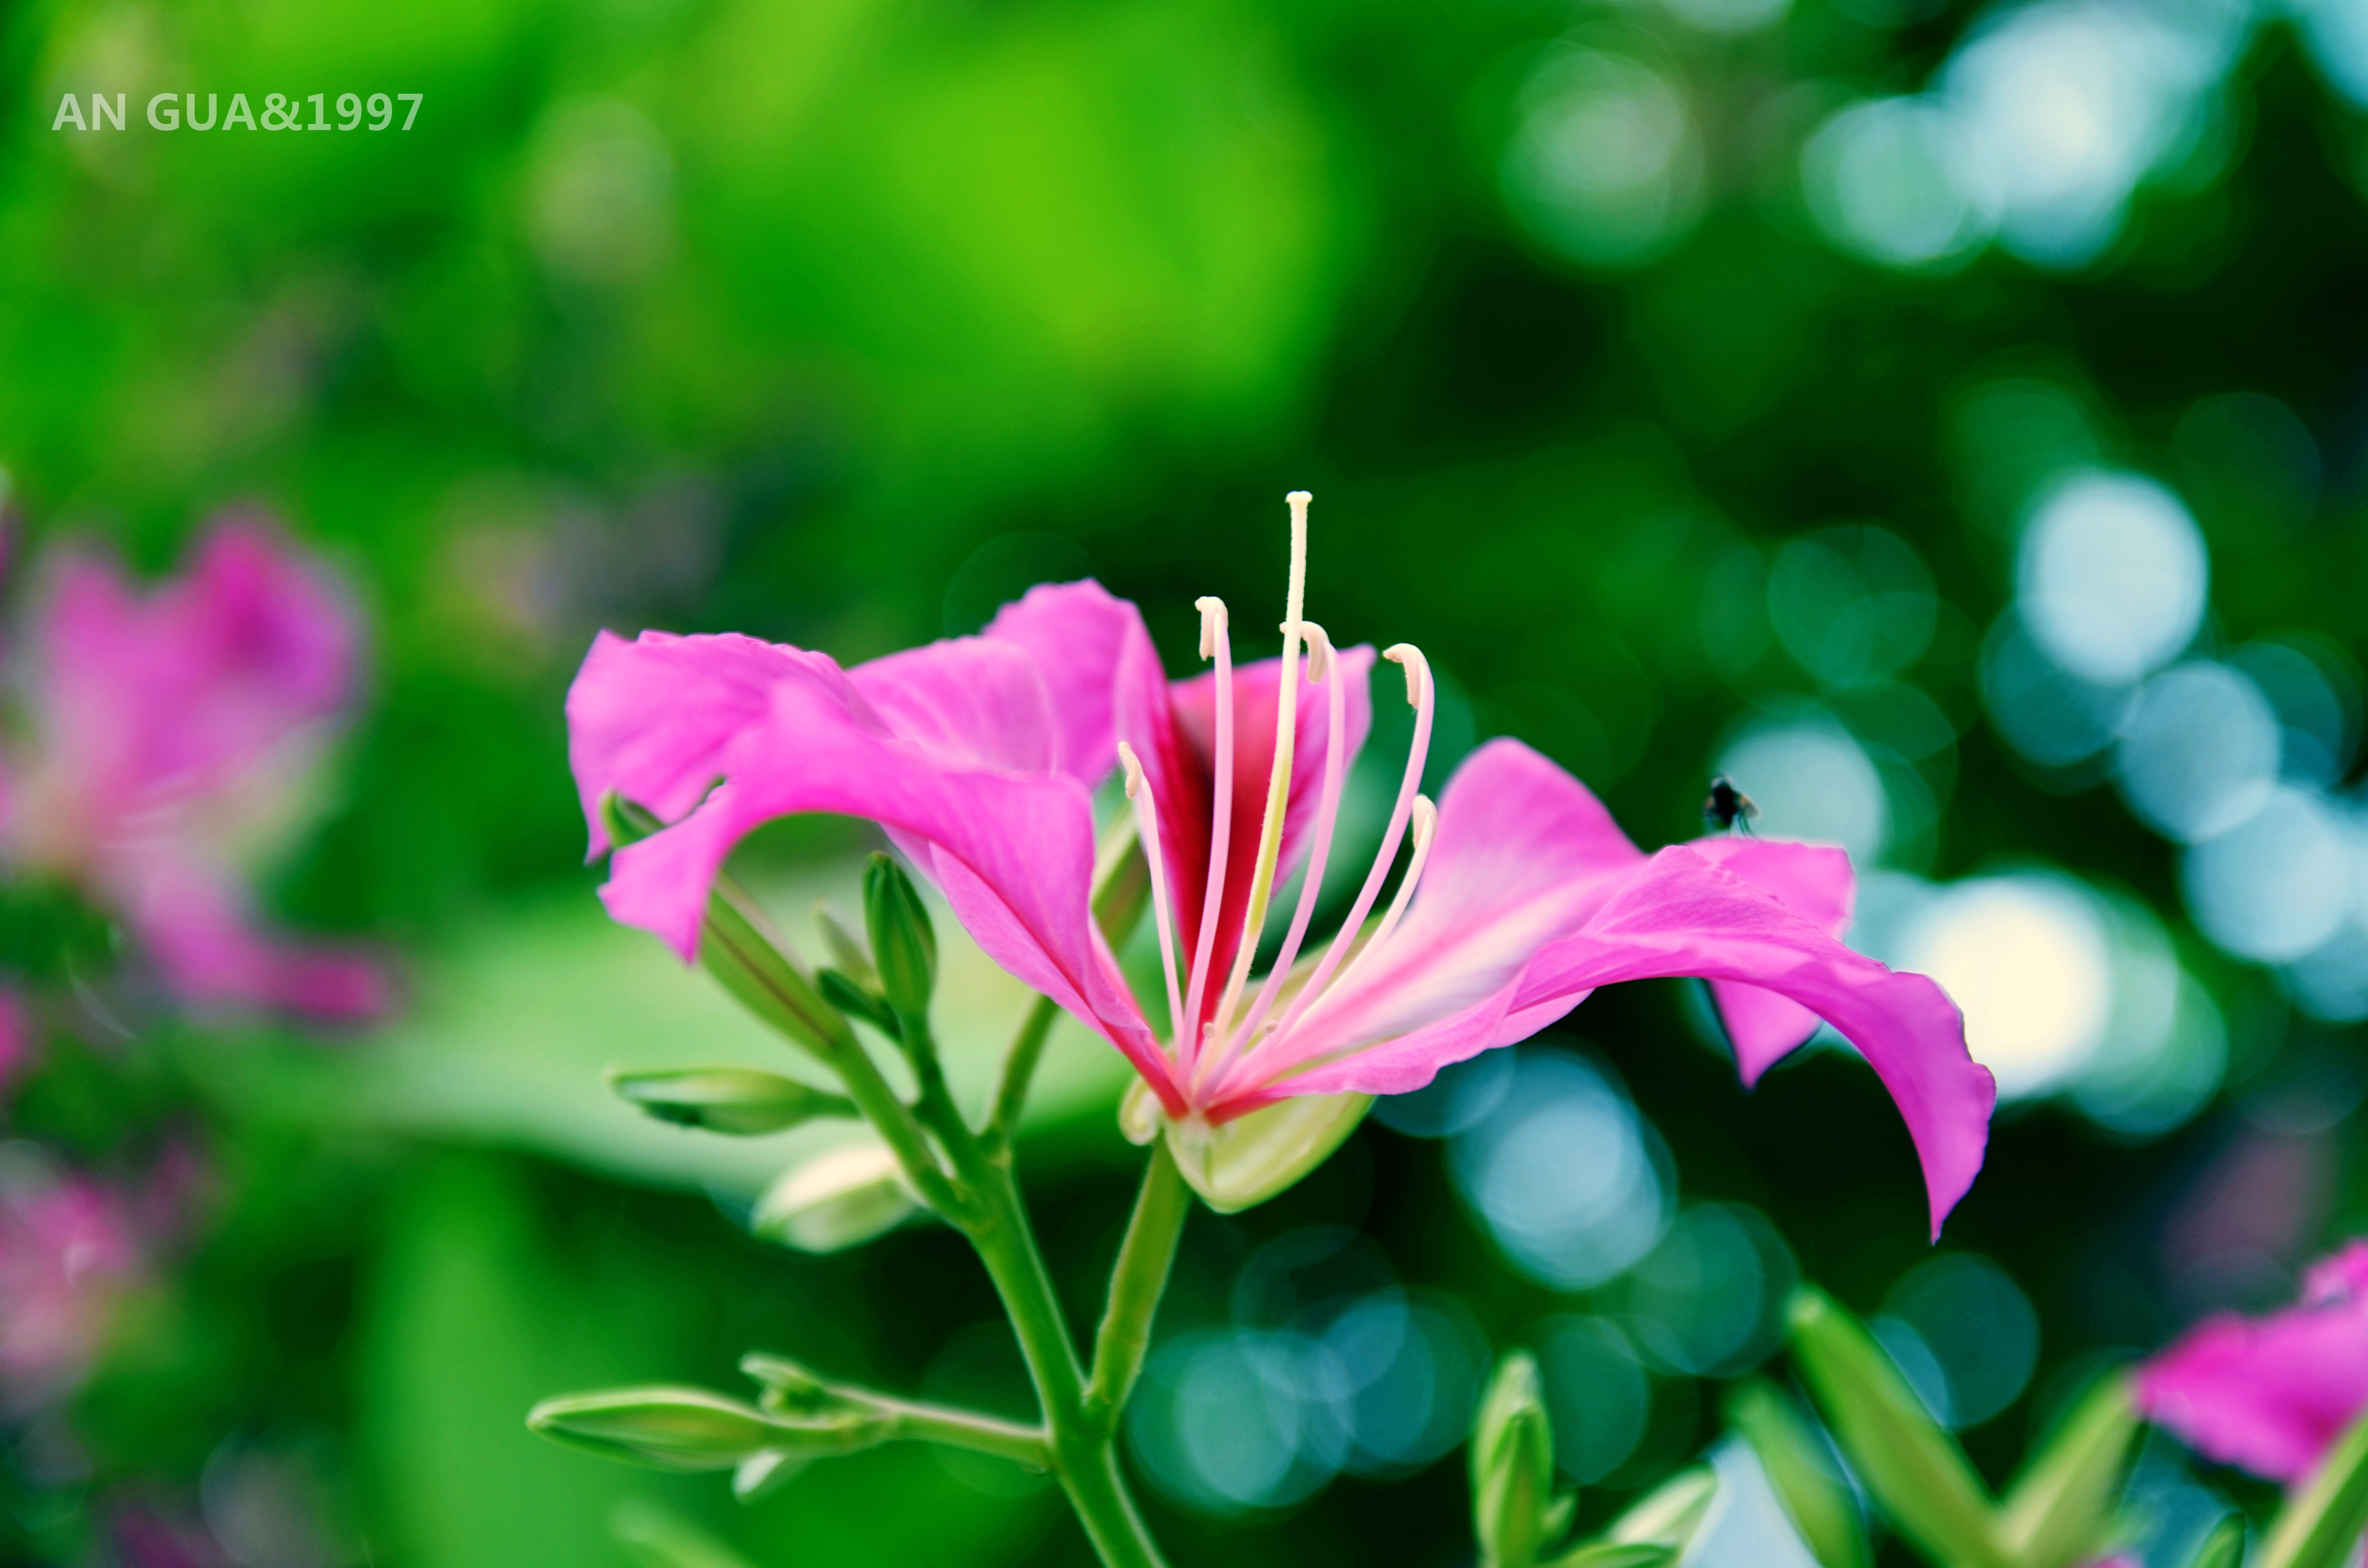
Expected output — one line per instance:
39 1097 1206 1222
567 496 1994 1234
2137 1240 2368 1483
0 1157 142 1408
7 517 388 1021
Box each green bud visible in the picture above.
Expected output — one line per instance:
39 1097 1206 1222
1723 1380 1869 1568
1128 1082 1374 1213
2260 1401 2368 1568
1997 1370 2138 1568
813 901 876 986
1785 1287 2010 1568
751 1141 916 1253
1473 1350 1563 1568
599 792 853 1059
606 1066 858 1136
863 854 937 1019
1605 1466 1717 1549
528 1387 780 1471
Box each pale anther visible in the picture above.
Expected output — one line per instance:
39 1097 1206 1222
1196 597 1227 661
1285 620 1334 684
1383 643 1429 708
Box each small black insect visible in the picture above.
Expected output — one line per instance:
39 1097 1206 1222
1703 775 1758 834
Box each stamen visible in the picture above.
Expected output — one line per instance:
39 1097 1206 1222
1214 795 1439 1101
1116 742 1188 1052
1202 620 1344 1091
1268 642 1435 1042
1179 596 1234 1073
1207 492 1312 1048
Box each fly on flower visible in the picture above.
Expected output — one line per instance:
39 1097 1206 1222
568 493 1995 1232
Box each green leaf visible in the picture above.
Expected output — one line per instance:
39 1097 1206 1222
2260 1402 2368 1568
605 1066 858 1135
1997 1369 2139 1568
1785 1287 2010 1568
1724 1379 1870 1568
1473 1350 1562 1568
1539 1546 1677 1568
2185 1514 2246 1568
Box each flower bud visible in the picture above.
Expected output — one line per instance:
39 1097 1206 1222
751 1141 915 1253
862 854 936 1019
1133 1084 1372 1213
1473 1350 1564 1568
813 901 876 986
607 1066 857 1136
527 1387 779 1471
815 968 900 1039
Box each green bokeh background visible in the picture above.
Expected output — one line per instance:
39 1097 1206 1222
2 0 2365 1561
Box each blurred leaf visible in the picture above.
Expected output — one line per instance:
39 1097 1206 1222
1996 1370 2139 1568
1784 1288 2009 1568
2259 1403 2368 1568
1724 1379 1870 1568
2185 1514 2246 1568
612 1499 764 1568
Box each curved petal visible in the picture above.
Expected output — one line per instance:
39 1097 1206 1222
982 580 1162 787
592 648 1169 1093
1268 841 1993 1239
1690 838 1858 1083
567 629 837 856
1255 739 1642 1065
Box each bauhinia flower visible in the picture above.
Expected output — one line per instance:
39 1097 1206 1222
567 494 1994 1231
2136 1240 2368 1483
4 517 388 1021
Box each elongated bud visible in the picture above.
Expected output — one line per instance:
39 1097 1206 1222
814 901 876 986
1724 1380 1869 1568
599 793 854 1059
607 1066 859 1136
2258 1399 2368 1568
1474 1350 1564 1568
752 1141 915 1253
1139 1086 1372 1213
527 1387 782 1471
863 854 937 1019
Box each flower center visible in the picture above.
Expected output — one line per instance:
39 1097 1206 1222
1122 492 1441 1111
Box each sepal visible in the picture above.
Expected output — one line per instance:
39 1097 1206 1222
1122 1084 1373 1213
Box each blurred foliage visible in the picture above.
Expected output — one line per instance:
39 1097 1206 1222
3 0 2367 1560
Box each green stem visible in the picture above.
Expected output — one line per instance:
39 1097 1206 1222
1081 1141 1189 1436
986 993 1062 1149
881 1399 1053 1468
897 1009 987 1178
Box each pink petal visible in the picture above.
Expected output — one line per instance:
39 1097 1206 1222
585 635 1171 1094
2302 1240 2368 1305
1690 838 1857 1083
1250 739 1645 1065
111 854 391 1022
982 580 1163 787
1259 751 1990 1238
567 630 838 857
2137 1304 2368 1482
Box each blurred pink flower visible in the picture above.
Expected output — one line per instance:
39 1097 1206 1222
6 518 387 1021
567 502 1994 1233
0 1157 142 1408
2137 1240 2368 1482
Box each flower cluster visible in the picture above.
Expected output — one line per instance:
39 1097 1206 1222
568 495 1996 1231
